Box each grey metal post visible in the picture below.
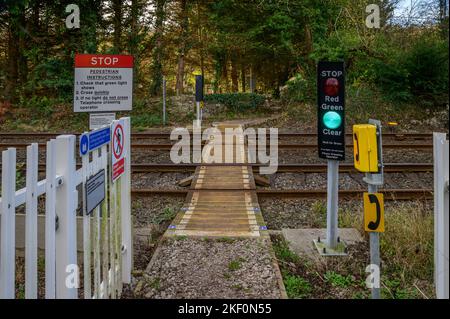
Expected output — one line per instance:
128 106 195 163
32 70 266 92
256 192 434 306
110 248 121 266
365 119 384 299
326 159 339 249
162 77 166 125
368 183 381 299
196 101 201 127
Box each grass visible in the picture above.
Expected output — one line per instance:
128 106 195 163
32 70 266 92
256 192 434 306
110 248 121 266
217 237 235 243
272 200 435 299
324 271 355 288
310 200 327 228
272 239 299 264
151 207 177 225
228 261 240 271
149 277 161 291
284 84 448 133
283 273 312 299
228 258 245 271
338 201 434 297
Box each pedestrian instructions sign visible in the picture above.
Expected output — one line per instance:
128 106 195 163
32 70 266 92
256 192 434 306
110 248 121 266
111 119 127 182
317 61 345 160
74 54 133 112
363 192 385 232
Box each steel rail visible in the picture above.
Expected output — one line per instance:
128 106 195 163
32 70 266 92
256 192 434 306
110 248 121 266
0 142 434 150
6 163 433 173
0 132 435 139
131 188 433 200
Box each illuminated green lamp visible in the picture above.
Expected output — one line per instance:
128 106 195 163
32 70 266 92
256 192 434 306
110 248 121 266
323 111 342 129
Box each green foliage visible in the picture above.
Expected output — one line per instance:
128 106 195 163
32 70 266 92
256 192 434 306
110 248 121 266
151 207 177 225
380 203 434 282
216 237 235 243
324 271 355 288
205 93 265 112
310 201 327 228
131 113 162 128
273 239 299 264
20 96 58 117
149 277 161 291
26 57 74 99
283 274 312 299
403 37 449 103
382 277 419 299
371 35 449 104
228 258 245 271
281 74 315 103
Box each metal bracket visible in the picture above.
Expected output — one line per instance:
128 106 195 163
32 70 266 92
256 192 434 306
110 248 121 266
364 119 384 186
313 238 348 256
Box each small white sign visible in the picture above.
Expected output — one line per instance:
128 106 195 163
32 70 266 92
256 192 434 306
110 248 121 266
85 169 106 215
89 113 116 130
111 119 127 182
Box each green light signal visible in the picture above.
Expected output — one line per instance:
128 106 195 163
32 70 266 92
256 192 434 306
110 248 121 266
323 111 342 129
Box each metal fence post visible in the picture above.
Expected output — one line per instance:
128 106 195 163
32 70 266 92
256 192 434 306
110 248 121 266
54 135 78 299
121 117 133 284
326 160 339 249
45 140 57 299
25 143 39 299
368 183 381 299
434 132 449 299
0 148 16 299
163 77 167 125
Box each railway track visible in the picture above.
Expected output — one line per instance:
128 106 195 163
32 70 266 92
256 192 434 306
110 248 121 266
131 188 433 200
7 162 433 173
0 132 434 139
0 142 434 150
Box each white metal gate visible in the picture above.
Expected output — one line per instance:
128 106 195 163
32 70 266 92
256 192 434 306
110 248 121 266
434 132 449 299
0 117 132 299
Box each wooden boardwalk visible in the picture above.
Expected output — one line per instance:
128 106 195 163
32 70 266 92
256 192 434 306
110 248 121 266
165 123 268 238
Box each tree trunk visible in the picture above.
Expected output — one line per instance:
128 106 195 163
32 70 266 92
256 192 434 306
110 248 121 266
221 58 229 93
241 64 246 92
150 0 166 96
4 6 20 103
112 0 122 53
176 55 185 95
231 54 239 92
130 0 140 83
250 67 256 93
176 0 189 96
18 3 28 87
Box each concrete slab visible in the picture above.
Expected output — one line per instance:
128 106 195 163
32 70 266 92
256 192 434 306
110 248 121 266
281 228 364 262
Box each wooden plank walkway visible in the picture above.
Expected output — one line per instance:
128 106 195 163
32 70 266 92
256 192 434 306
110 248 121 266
165 123 268 238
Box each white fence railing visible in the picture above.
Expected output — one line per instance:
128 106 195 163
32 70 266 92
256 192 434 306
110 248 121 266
0 117 132 299
434 132 449 299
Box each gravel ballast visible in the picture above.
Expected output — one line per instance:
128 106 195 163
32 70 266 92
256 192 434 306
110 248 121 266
132 237 283 299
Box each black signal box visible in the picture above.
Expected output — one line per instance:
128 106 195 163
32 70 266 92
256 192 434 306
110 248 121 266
195 75 204 102
317 61 346 161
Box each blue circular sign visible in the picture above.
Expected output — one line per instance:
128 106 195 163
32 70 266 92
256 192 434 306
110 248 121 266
80 134 89 156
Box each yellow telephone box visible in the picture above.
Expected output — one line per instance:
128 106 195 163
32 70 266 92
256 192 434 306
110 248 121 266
353 124 379 173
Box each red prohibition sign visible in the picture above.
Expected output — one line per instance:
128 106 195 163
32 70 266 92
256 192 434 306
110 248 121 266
113 124 124 160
